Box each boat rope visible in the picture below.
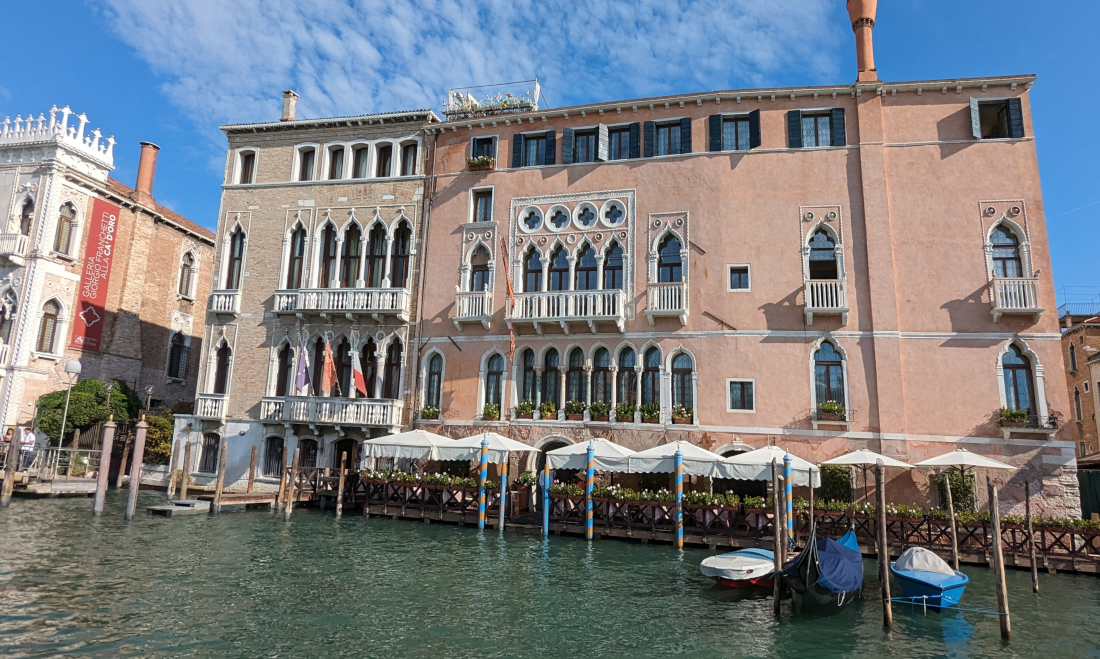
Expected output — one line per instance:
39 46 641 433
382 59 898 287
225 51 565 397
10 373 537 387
889 597 1006 616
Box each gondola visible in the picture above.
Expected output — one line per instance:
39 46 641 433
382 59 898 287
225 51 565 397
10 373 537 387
782 528 864 615
699 548 776 589
890 547 968 612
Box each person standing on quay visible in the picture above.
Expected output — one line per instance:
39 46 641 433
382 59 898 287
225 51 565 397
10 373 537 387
20 427 36 469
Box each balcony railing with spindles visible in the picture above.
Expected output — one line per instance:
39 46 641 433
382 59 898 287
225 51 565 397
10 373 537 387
195 393 227 420
273 288 410 320
508 289 625 334
804 279 848 325
208 290 241 315
991 276 1043 322
261 396 402 427
454 288 493 330
645 282 687 325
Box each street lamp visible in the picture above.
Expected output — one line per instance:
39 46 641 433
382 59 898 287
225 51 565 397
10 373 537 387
144 385 155 411
58 360 82 449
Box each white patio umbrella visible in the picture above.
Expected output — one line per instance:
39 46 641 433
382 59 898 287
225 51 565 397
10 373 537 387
913 448 1017 471
821 449 914 501
435 432 539 464
715 445 822 487
361 429 455 460
625 440 723 477
545 438 636 471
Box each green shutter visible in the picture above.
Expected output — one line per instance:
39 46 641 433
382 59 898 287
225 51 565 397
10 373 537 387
708 115 722 152
787 110 802 148
561 128 574 164
643 121 655 157
544 130 556 165
511 135 523 167
1006 98 1025 138
629 123 641 158
830 108 846 146
679 117 692 154
748 109 761 149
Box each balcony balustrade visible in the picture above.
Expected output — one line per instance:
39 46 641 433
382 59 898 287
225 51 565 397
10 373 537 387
195 393 227 420
273 287 410 321
507 289 625 334
261 396 403 427
454 288 493 330
991 276 1043 322
0 233 30 263
0 343 11 373
804 279 849 325
208 290 241 316
645 282 687 326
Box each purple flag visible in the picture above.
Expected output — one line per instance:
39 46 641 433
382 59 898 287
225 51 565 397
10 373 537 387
294 338 311 394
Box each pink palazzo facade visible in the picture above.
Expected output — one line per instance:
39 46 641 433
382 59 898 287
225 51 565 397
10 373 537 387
409 11 1080 515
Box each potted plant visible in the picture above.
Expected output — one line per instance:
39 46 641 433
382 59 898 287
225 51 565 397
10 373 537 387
420 405 440 420
515 399 535 419
998 407 1029 427
483 403 500 421
539 400 558 420
467 155 495 172
590 401 611 422
614 402 636 423
817 400 845 421
671 404 693 424
640 403 660 424
564 399 586 421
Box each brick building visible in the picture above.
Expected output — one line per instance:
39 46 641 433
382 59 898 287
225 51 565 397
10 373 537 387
0 106 214 430
1060 310 1100 458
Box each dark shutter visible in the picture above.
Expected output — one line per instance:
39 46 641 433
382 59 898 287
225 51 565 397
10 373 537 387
629 122 641 159
643 121 655 157
969 97 982 139
830 108 846 146
561 127 574 164
708 115 722 152
1006 98 1024 138
679 117 692 154
544 130 556 165
597 124 609 161
748 109 761 149
787 110 803 148
511 134 523 168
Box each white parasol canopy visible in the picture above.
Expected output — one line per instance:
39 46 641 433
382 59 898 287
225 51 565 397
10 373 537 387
623 440 723 476
545 438 636 471
435 432 539 464
361 429 455 460
715 446 822 487
821 449 914 469
913 448 1017 471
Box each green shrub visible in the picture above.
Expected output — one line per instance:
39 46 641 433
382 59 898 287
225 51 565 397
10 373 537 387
817 400 845 415
614 402 635 421
143 410 174 466
818 464 853 503
482 403 500 420
516 399 535 415
564 399 586 415
539 400 558 417
639 403 660 420
934 467 976 511
589 401 611 417
36 378 138 442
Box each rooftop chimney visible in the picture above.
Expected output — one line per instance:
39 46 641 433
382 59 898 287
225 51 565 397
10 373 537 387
846 0 878 83
281 90 299 122
133 141 160 205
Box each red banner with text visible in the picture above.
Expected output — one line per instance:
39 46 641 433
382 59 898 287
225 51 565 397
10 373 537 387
70 198 120 352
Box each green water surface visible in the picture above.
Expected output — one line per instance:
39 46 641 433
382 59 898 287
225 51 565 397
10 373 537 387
1 492 1098 658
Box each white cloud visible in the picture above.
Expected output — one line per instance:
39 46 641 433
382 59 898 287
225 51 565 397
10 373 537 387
101 0 842 127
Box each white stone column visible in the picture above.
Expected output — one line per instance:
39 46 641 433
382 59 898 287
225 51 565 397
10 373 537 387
609 365 618 421
356 233 368 287
533 366 544 420
635 365 643 423
381 237 393 288
333 237 344 288
559 369 567 420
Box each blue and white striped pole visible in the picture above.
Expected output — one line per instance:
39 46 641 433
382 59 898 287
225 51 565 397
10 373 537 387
674 446 684 550
477 435 489 530
783 452 793 546
542 461 550 537
584 442 595 541
499 455 508 531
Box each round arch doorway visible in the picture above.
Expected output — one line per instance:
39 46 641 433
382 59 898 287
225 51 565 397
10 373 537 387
711 440 768 500
533 435 578 486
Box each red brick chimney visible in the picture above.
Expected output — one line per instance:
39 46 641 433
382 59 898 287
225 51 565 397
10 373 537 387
281 90 299 122
846 0 878 82
133 141 159 205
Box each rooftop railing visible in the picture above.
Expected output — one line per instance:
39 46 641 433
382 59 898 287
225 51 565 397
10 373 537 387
1 106 114 167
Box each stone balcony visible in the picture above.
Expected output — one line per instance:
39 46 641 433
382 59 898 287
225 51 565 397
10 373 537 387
260 396 403 428
195 393 227 421
645 282 687 325
454 288 493 330
208 290 241 316
273 287 410 321
508 289 625 334
0 343 11 373
991 276 1043 322
0 233 30 264
804 279 849 325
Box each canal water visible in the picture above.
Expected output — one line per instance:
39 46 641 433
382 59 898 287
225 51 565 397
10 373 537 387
1 493 1098 658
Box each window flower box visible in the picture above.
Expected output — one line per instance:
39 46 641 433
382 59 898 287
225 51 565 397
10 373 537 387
515 399 534 419
589 402 610 423
467 156 495 171
566 414 584 421
672 417 692 425
516 412 533 419
642 417 660 424
592 415 609 422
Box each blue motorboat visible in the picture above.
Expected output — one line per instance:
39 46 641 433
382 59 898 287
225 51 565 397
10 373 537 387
890 547 969 611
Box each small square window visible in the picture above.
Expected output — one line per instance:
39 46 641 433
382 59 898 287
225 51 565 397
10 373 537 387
655 123 681 156
472 137 495 159
727 379 755 412
472 189 493 223
728 265 750 291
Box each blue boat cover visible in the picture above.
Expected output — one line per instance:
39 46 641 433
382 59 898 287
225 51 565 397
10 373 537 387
893 569 967 590
815 534 864 594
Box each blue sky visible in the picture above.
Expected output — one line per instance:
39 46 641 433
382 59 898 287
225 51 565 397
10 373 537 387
2 1 1097 298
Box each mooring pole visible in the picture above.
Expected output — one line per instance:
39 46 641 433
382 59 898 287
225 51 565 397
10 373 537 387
499 455 509 532
807 466 815 541
1025 481 1038 593
783 453 793 547
772 458 782 617
542 461 550 537
179 440 192 501
336 451 347 518
988 478 1011 639
673 446 683 549
276 451 290 510
115 435 132 490
586 442 597 542
876 461 892 628
92 418 117 515
477 436 488 530
944 470 959 571
1 430 20 507
211 440 228 515
165 435 179 501
283 448 300 522
124 418 148 520
247 445 258 494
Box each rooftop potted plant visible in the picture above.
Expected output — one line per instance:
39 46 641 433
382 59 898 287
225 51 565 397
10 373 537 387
483 403 500 421
515 398 535 419
640 403 660 424
420 405 440 420
614 401 636 423
467 155 495 172
564 399 586 421
590 401 610 422
998 407 1029 427
671 404 693 424
539 399 558 420
817 400 845 421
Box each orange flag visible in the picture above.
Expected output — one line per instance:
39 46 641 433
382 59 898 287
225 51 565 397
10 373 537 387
321 337 339 396
499 237 516 360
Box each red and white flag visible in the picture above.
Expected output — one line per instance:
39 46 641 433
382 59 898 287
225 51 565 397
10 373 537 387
351 348 368 396
321 337 339 396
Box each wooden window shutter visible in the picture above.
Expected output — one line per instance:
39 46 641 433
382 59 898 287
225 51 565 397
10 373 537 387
642 121 655 157
708 115 722 152
969 97 982 139
679 117 692 154
830 108 846 146
1006 98 1025 138
544 130 556 165
511 134 524 167
629 122 641 158
748 109 761 149
597 124 609 161
787 110 803 148
561 128 574 164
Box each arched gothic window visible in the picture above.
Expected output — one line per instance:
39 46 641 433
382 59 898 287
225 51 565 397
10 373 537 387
603 242 623 290
1002 345 1034 413
37 300 60 353
567 347 586 402
814 341 844 408
484 353 504 409
426 353 443 408
311 338 326 396
1070 344 1078 372
470 246 491 292
213 342 232 394
618 348 637 405
318 224 338 288
1075 388 1083 422
274 343 292 396
361 338 378 398
671 353 694 410
524 249 543 293
990 226 1022 278
641 347 661 405
178 253 194 297
543 349 561 409
54 203 75 254
341 224 361 288
20 199 34 236
224 227 245 289
548 246 569 291
0 291 18 344
390 221 411 288
591 348 610 404
520 348 536 402
335 337 352 396
808 230 838 280
657 236 682 283
575 246 598 291
167 332 189 380
382 340 403 399
365 225 386 287
286 226 307 289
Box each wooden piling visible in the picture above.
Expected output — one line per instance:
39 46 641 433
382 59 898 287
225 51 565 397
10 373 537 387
165 436 179 501
124 419 148 520
211 440 228 515
115 435 132 489
1025 480 1038 593
276 452 290 510
1 428 21 507
92 419 117 515
772 459 782 617
179 441 192 501
336 451 347 518
876 462 892 628
988 478 1011 639
247 445 257 494
283 447 300 522
944 470 959 571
